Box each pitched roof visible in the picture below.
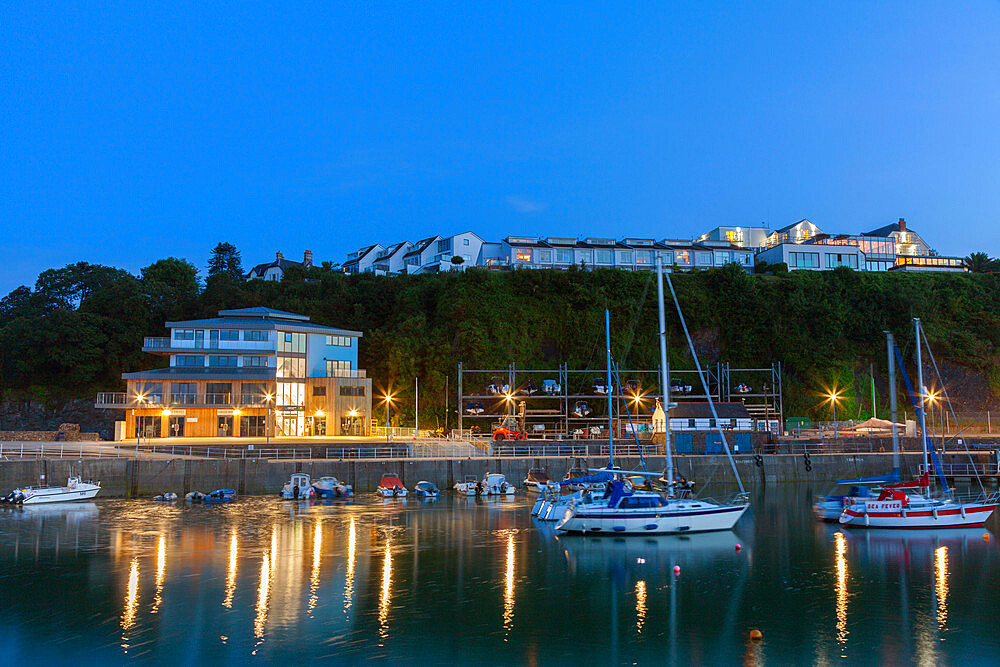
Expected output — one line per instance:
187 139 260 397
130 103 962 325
863 222 907 237
404 236 439 257
669 402 752 420
247 256 303 277
774 219 816 234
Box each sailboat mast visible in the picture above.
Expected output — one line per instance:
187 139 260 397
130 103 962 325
886 331 900 477
915 318 929 478
606 309 613 468
655 256 674 495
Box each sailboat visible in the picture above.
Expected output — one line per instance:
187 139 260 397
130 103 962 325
555 257 750 535
840 319 999 529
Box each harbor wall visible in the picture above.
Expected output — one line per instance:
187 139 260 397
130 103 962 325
1 452 994 498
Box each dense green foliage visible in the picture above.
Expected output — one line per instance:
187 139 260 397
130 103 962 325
3 256 1000 421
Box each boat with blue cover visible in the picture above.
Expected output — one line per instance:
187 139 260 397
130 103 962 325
412 481 441 498
203 488 236 503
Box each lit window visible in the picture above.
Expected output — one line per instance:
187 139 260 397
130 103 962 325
515 248 532 262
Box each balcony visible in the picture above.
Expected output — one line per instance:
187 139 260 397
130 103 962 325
142 337 275 353
95 392 164 408
327 369 367 378
96 391 273 409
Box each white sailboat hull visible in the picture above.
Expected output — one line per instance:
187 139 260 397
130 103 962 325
839 498 997 528
556 500 748 535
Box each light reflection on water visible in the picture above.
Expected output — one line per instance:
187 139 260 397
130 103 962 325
0 488 997 663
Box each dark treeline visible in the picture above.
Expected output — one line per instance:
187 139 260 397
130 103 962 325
3 244 1000 422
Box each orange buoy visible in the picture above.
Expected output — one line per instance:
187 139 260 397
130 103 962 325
750 629 763 641
984 533 991 542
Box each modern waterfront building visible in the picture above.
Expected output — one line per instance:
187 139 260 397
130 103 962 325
371 241 413 276
247 250 313 280
489 236 755 271
755 242 868 271
95 307 372 439
696 225 772 249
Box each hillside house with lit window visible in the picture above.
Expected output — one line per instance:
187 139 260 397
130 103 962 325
96 307 372 439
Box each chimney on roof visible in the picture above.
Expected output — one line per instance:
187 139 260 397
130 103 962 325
303 250 313 267
276 250 284 262
898 218 906 232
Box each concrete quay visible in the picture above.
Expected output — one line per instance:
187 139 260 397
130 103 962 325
0 452 987 498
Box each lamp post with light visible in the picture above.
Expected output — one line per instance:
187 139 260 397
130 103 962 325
828 391 841 440
349 408 358 436
384 394 393 444
265 392 273 445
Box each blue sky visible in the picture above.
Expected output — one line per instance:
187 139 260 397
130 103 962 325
3 2 999 293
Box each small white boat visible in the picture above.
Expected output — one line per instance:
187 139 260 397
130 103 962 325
280 473 315 500
412 481 441 498
8 476 100 505
376 473 408 497
454 472 515 496
153 492 178 502
313 476 353 498
523 468 555 493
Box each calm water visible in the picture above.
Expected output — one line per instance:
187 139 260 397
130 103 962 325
1 485 998 665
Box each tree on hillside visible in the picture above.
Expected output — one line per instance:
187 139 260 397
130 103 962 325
964 252 999 273
141 258 200 325
207 242 244 281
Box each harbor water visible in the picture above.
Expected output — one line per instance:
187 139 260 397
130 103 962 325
1 484 998 664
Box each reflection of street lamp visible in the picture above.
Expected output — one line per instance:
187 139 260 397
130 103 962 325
384 394 394 443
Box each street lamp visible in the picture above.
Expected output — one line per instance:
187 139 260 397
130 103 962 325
349 408 358 436
827 391 841 440
134 393 146 444
384 394 394 443
265 392 273 445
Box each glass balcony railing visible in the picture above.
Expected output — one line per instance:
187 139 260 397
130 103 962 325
169 393 198 405
326 369 367 378
144 337 172 349
205 393 233 405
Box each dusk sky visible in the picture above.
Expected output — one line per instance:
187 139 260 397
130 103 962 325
3 2 999 293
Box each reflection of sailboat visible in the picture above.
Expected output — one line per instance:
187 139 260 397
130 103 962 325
842 527 994 562
558 530 749 573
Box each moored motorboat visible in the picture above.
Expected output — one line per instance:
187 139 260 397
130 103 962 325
454 473 515 496
281 473 315 500
313 476 353 498
185 491 205 503
412 481 441 498
377 473 408 497
3 476 100 505
203 488 236 503
523 468 554 493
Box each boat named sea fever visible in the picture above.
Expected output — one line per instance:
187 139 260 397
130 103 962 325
814 473 898 521
3 476 100 505
839 319 1000 529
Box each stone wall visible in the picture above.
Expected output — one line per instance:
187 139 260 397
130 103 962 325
1 451 990 498
0 423 100 442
